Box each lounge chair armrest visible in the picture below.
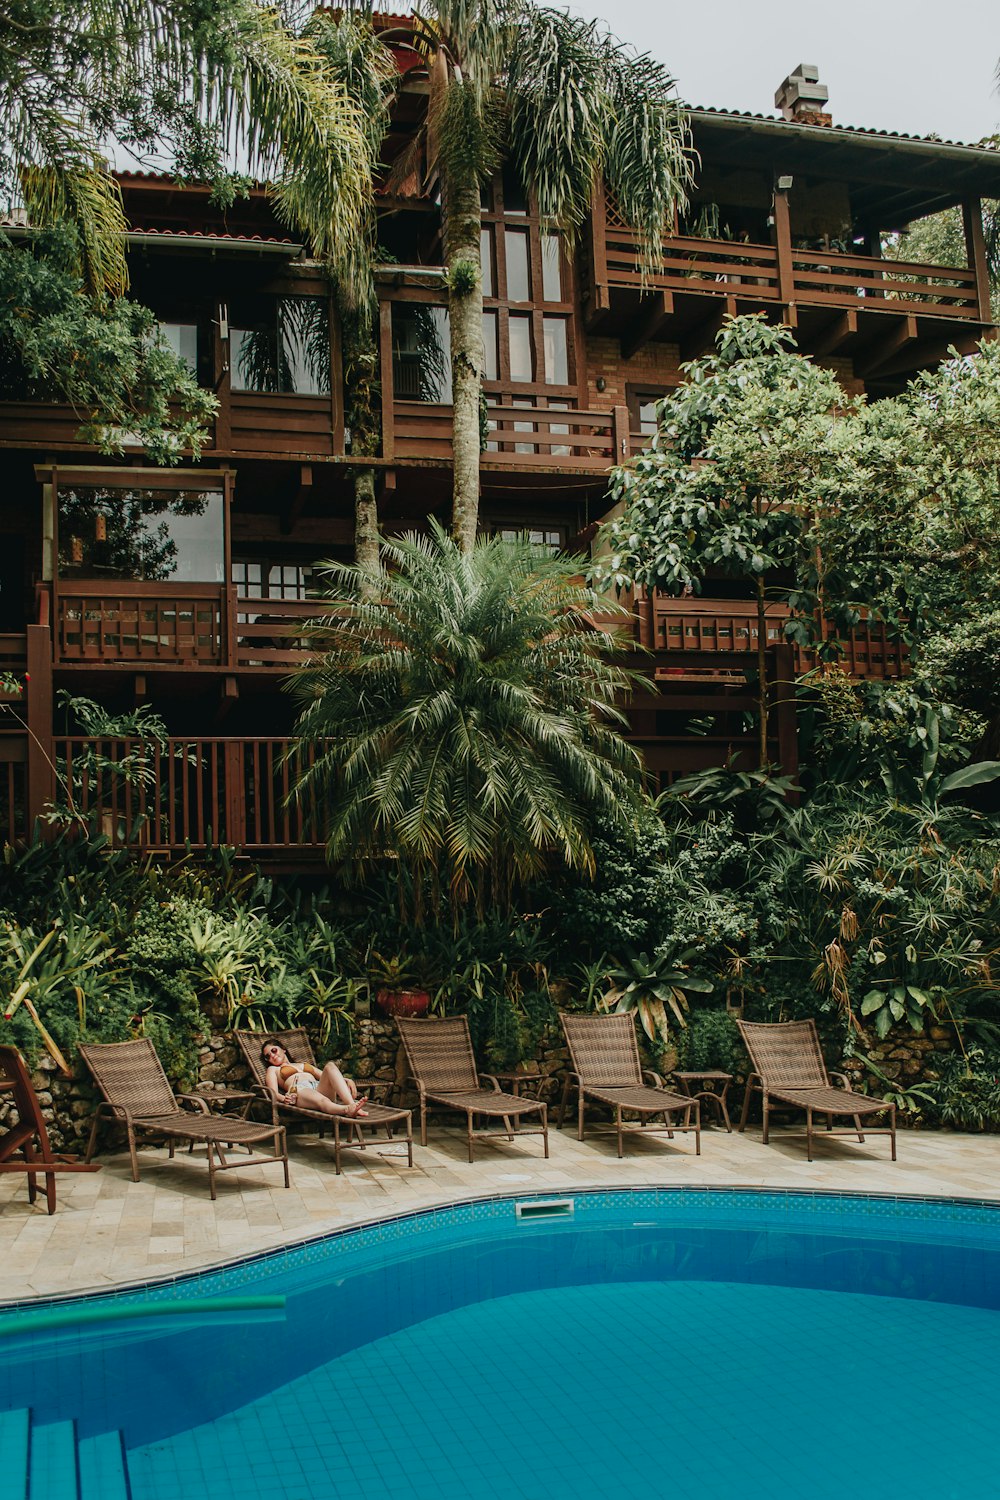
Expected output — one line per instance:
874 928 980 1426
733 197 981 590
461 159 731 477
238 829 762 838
250 1082 282 1124
642 1069 665 1088
829 1072 852 1090
479 1073 503 1092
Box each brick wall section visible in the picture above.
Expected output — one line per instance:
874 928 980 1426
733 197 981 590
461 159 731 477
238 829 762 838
584 338 683 409
584 338 863 409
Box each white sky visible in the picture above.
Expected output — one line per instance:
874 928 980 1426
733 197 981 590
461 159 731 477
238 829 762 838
562 0 1000 145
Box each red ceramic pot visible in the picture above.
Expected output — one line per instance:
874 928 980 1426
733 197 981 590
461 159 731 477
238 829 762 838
375 988 431 1018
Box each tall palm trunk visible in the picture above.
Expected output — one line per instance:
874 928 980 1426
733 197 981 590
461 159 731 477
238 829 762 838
756 571 769 768
353 466 379 576
442 168 484 553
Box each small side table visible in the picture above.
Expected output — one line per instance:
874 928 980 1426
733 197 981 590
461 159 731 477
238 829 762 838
183 1087 256 1119
673 1071 733 1132
492 1070 551 1102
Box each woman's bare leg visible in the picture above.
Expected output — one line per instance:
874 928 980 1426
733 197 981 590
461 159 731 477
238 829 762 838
317 1062 360 1108
292 1090 363 1119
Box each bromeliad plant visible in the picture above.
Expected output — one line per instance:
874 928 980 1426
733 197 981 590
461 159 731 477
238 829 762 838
600 945 713 1045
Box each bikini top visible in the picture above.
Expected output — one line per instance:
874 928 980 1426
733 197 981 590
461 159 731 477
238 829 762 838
277 1062 320 1089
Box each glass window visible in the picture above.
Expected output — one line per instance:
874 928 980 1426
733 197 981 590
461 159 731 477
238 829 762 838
158 322 198 372
499 527 563 551
232 561 264 598
481 229 494 298
391 304 452 403
482 312 498 381
543 318 569 385
505 230 530 301
638 400 660 436
231 297 330 395
268 564 313 599
59 487 224 583
541 236 563 302
502 165 528 215
509 315 533 383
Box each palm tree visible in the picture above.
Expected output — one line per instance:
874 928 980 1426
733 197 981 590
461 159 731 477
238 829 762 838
286 524 645 918
1 0 376 297
343 1 694 551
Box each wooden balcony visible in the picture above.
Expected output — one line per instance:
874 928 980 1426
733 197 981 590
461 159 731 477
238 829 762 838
390 400 630 471
633 595 908 679
49 585 907 680
55 736 326 853
601 224 980 320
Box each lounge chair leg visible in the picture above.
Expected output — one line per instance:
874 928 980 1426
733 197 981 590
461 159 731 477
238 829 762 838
853 1114 865 1143
405 1117 414 1168
616 1105 623 1159
806 1107 813 1162
577 1087 586 1142
761 1095 769 1146
558 1075 571 1129
84 1113 101 1165
738 1083 753 1133
466 1113 475 1163
208 1143 217 1201
541 1104 549 1158
334 1118 342 1175
127 1124 140 1183
419 1096 428 1147
694 1102 701 1155
280 1131 290 1188
890 1105 897 1161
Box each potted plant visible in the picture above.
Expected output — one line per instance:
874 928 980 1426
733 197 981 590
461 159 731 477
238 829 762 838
367 950 432 1018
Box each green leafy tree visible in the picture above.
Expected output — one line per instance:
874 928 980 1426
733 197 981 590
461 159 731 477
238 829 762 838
287 522 645 917
595 313 852 764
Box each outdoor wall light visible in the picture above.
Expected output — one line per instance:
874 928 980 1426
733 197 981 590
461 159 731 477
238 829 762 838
776 175 794 191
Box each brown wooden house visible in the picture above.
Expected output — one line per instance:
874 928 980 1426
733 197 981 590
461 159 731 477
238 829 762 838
2 61 999 862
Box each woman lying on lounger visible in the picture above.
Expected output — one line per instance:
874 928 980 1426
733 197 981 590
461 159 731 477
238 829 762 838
261 1040 368 1118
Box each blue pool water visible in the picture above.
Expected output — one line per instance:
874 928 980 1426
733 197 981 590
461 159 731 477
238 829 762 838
4 1188 1000 1500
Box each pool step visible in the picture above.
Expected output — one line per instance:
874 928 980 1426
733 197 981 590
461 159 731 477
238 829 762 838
78 1429 131 1500
28 1419 78 1500
4 1409 133 1500
0 1407 30 1500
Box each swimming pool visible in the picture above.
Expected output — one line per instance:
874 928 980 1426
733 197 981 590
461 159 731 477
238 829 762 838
3 1187 1000 1500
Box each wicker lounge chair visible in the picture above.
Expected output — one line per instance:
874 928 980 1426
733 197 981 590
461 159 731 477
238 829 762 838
396 1017 548 1162
558 1013 700 1158
737 1019 896 1161
79 1038 290 1199
0 1045 99 1213
233 1027 413 1173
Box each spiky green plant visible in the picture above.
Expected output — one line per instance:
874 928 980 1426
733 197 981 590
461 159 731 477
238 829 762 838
286 523 646 917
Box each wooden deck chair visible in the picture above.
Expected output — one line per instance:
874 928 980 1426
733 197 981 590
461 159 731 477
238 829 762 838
79 1038 290 1199
396 1017 548 1163
737 1019 896 1161
233 1027 413 1173
558 1013 700 1158
0 1046 99 1213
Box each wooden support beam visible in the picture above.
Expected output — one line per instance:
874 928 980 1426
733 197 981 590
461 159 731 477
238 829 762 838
25 624 54 829
679 299 734 362
772 183 795 311
811 309 857 357
856 314 918 378
962 198 993 324
214 677 239 728
281 464 313 536
134 674 147 703
870 332 982 382
620 290 673 360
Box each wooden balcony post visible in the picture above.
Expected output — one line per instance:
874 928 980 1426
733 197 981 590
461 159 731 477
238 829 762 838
772 642 799 786
214 299 232 451
772 185 795 314
379 298 395 461
962 199 993 324
223 740 246 852
25 623 55 827
611 405 630 461
585 177 612 331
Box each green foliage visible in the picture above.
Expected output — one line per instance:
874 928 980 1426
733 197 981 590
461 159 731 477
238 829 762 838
928 1048 1000 1131
448 259 478 297
675 1009 745 1074
601 945 713 1044
0 229 216 462
287 523 645 916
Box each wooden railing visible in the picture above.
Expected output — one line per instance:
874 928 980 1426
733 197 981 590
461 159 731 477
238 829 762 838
604 227 780 299
790 247 978 317
601 223 980 318
55 584 225 666
392 400 630 469
633 595 908 678
54 737 327 851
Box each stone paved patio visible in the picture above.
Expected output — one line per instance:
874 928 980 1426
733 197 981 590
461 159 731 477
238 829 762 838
2 1119 999 1303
